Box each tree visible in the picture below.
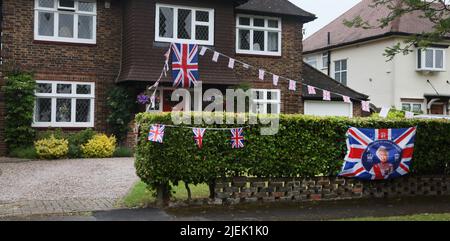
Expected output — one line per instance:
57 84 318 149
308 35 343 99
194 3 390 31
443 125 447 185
344 0 450 60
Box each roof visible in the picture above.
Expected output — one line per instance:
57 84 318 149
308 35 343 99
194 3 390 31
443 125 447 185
302 63 369 101
235 0 316 21
303 0 441 53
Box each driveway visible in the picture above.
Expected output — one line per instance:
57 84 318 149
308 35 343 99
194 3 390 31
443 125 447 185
0 158 138 217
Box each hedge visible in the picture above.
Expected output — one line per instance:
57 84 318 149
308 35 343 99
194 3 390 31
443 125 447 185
135 113 450 191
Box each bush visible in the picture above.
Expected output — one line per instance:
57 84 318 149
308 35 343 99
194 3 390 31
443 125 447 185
106 86 135 144
9 146 37 159
81 134 117 158
114 146 134 157
67 129 96 158
135 112 450 190
2 72 36 150
34 135 69 159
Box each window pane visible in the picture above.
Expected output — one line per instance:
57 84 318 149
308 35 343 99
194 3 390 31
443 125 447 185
268 32 278 52
341 60 347 70
39 0 54 8
268 103 280 114
335 73 341 82
239 17 250 26
196 11 209 22
425 49 434 68
417 49 422 69
253 30 265 51
402 103 411 111
413 104 422 113
38 12 54 36
78 1 95 12
178 9 192 39
56 99 72 122
254 18 265 27
59 0 75 8
76 99 91 122
78 15 93 39
57 84 72 94
322 53 328 68
341 72 347 85
267 91 279 101
195 25 209 41
159 7 174 38
335 61 341 71
76 84 91 94
238 29 250 50
435 50 443 69
268 20 278 28
59 14 74 38
37 83 52 93
35 98 52 122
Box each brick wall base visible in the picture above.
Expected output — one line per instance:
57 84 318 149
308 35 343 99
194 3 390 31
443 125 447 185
214 176 450 205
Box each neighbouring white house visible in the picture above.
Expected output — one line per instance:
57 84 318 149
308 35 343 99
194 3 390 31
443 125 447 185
303 0 450 115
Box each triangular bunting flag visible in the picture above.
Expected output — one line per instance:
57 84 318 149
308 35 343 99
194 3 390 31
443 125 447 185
323 90 331 101
405 111 414 119
289 80 296 91
343 96 351 103
362 101 371 112
148 124 165 143
379 106 391 118
193 128 206 149
231 128 244 149
273 75 279 86
199 47 207 56
228 58 235 69
212 51 219 62
259 69 265 81
307 85 316 95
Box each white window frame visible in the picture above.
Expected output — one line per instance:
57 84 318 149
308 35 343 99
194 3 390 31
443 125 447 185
250 89 281 114
155 3 215 46
321 52 329 70
334 59 348 85
34 0 97 44
236 14 282 56
33 81 95 128
416 47 446 71
402 102 423 113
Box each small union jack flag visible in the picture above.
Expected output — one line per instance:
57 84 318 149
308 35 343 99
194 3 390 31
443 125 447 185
193 128 206 149
339 127 417 180
148 124 165 143
172 43 199 88
231 128 245 149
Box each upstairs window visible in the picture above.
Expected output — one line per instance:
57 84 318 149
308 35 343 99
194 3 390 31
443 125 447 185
304 56 317 68
334 59 348 85
417 48 446 71
34 0 97 44
322 52 329 70
250 89 281 114
236 15 282 56
155 4 215 46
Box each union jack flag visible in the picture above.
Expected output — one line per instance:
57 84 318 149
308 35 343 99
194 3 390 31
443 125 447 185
231 128 245 149
148 124 165 143
339 127 417 180
193 128 206 149
172 43 199 88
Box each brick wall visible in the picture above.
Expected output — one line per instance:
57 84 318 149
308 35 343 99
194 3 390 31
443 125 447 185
0 73 6 155
234 16 304 114
214 176 450 205
0 0 122 154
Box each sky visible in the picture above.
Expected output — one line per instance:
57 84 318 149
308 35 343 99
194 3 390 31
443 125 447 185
289 0 362 39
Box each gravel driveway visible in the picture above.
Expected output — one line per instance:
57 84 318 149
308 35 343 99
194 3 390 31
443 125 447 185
0 158 138 203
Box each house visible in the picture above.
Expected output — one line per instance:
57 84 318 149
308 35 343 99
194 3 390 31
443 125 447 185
0 0 368 155
303 0 450 115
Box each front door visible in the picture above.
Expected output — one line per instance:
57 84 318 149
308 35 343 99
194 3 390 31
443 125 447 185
430 103 444 115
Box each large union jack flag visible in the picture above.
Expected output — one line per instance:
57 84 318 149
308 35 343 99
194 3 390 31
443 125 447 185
148 124 165 143
231 128 245 149
339 127 417 180
172 43 199 88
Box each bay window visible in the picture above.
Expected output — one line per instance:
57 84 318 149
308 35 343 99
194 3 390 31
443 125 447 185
34 0 97 44
417 48 446 71
155 4 215 45
236 15 282 56
251 89 281 114
34 81 95 127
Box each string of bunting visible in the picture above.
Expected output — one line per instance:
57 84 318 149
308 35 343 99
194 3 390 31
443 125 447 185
199 46 372 113
148 124 246 149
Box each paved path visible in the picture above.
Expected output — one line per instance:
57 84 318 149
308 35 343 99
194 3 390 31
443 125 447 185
0 158 138 217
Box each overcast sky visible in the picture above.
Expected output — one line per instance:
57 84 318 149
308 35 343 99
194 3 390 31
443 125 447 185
289 0 362 39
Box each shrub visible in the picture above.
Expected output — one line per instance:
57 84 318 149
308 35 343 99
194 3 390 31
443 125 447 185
81 134 117 158
36 128 66 140
67 129 96 158
114 146 134 157
135 112 450 190
106 86 135 144
34 135 69 159
9 146 37 159
2 72 36 150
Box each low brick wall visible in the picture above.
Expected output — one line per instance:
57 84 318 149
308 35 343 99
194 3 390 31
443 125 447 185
214 176 450 205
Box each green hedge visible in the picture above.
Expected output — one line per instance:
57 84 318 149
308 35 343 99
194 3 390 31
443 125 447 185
135 113 450 189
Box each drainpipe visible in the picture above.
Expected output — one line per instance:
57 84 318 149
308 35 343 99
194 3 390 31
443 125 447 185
327 32 331 76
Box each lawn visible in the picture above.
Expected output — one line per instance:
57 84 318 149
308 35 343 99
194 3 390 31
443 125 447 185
121 181 210 208
341 213 450 221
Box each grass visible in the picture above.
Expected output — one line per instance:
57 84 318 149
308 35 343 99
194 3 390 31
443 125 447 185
121 181 210 208
340 213 450 221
